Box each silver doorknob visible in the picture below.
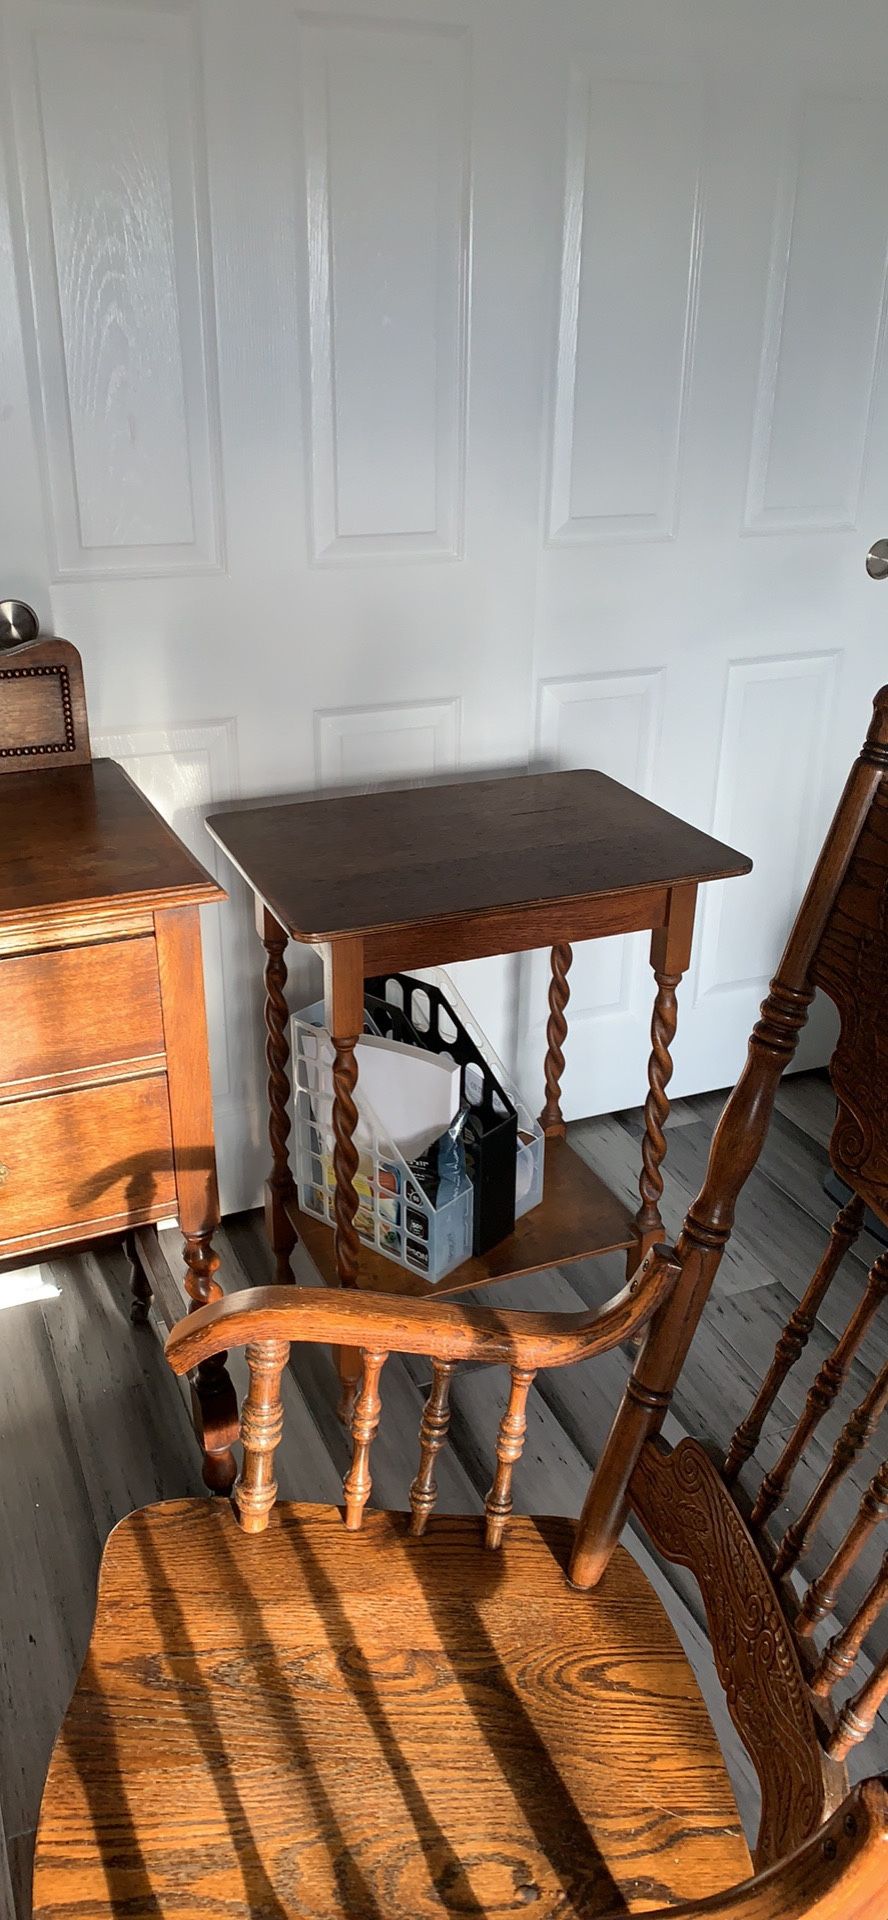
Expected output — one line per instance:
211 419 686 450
0 599 39 646
866 539 888 580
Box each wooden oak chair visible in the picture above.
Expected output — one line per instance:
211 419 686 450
34 692 888 1920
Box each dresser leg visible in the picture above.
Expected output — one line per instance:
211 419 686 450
125 1231 152 1325
184 1230 238 1495
155 904 238 1494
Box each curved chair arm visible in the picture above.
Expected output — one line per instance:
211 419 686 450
165 1243 680 1377
611 1779 888 1920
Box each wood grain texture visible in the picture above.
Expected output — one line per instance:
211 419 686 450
164 1250 680 1379
0 1075 176 1252
361 885 674 972
0 760 223 935
207 768 749 946
0 938 164 1094
647 1779 888 1920
629 1439 827 1869
33 1500 751 1919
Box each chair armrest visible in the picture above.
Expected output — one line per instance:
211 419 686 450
609 1779 888 1920
165 1244 680 1376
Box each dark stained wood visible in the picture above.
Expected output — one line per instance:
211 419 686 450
723 1194 865 1484
155 905 237 1496
629 1439 828 1869
813 1547 888 1698
0 635 91 774
0 645 228 1486
207 768 750 946
210 769 739 1435
258 903 298 1285
634 883 698 1262
0 938 164 1094
570 684 888 1594
539 942 572 1137
569 684 888 1863
0 1076 177 1254
828 1648 888 1763
800 1461 888 1644
165 1254 682 1382
771 1354 888 1579
755 1250 888 1548
286 1133 637 1300
33 1500 753 1920
812 778 888 1226
362 882 674 971
0 759 223 936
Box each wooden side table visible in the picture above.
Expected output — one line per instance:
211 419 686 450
0 633 237 1488
208 770 751 1414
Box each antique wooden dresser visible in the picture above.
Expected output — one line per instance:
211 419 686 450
0 630 237 1487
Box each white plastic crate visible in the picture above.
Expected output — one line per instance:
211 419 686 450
291 967 543 1284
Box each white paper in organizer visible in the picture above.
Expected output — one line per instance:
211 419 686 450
311 1029 461 1162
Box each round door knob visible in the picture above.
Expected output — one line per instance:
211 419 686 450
0 599 40 646
866 539 888 580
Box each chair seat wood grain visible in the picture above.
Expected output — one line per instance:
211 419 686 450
34 1499 751 1920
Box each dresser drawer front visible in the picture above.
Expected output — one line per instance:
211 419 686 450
0 1076 177 1250
0 937 165 1095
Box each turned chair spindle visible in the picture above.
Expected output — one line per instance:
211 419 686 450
485 1367 536 1549
799 1459 888 1639
409 1360 455 1535
235 1338 290 1534
750 1249 888 1542
343 1350 387 1530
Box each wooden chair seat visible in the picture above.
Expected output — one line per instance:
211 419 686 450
34 1498 751 1919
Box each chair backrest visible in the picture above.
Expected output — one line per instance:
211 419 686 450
569 685 888 1880
0 633 91 772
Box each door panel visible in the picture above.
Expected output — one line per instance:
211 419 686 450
3 0 887 1210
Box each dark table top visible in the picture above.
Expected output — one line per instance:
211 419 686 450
207 769 751 943
0 759 224 931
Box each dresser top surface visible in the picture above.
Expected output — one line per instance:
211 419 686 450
207 768 750 942
0 759 224 932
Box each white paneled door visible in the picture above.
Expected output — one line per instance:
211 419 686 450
2 0 888 1211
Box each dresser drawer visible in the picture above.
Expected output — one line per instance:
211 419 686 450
0 1075 177 1252
0 937 165 1095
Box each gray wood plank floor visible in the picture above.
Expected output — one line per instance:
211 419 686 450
2 1067 887 1918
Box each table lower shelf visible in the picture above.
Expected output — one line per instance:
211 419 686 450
284 1136 638 1300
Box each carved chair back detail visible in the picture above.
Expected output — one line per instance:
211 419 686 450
572 683 888 1883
